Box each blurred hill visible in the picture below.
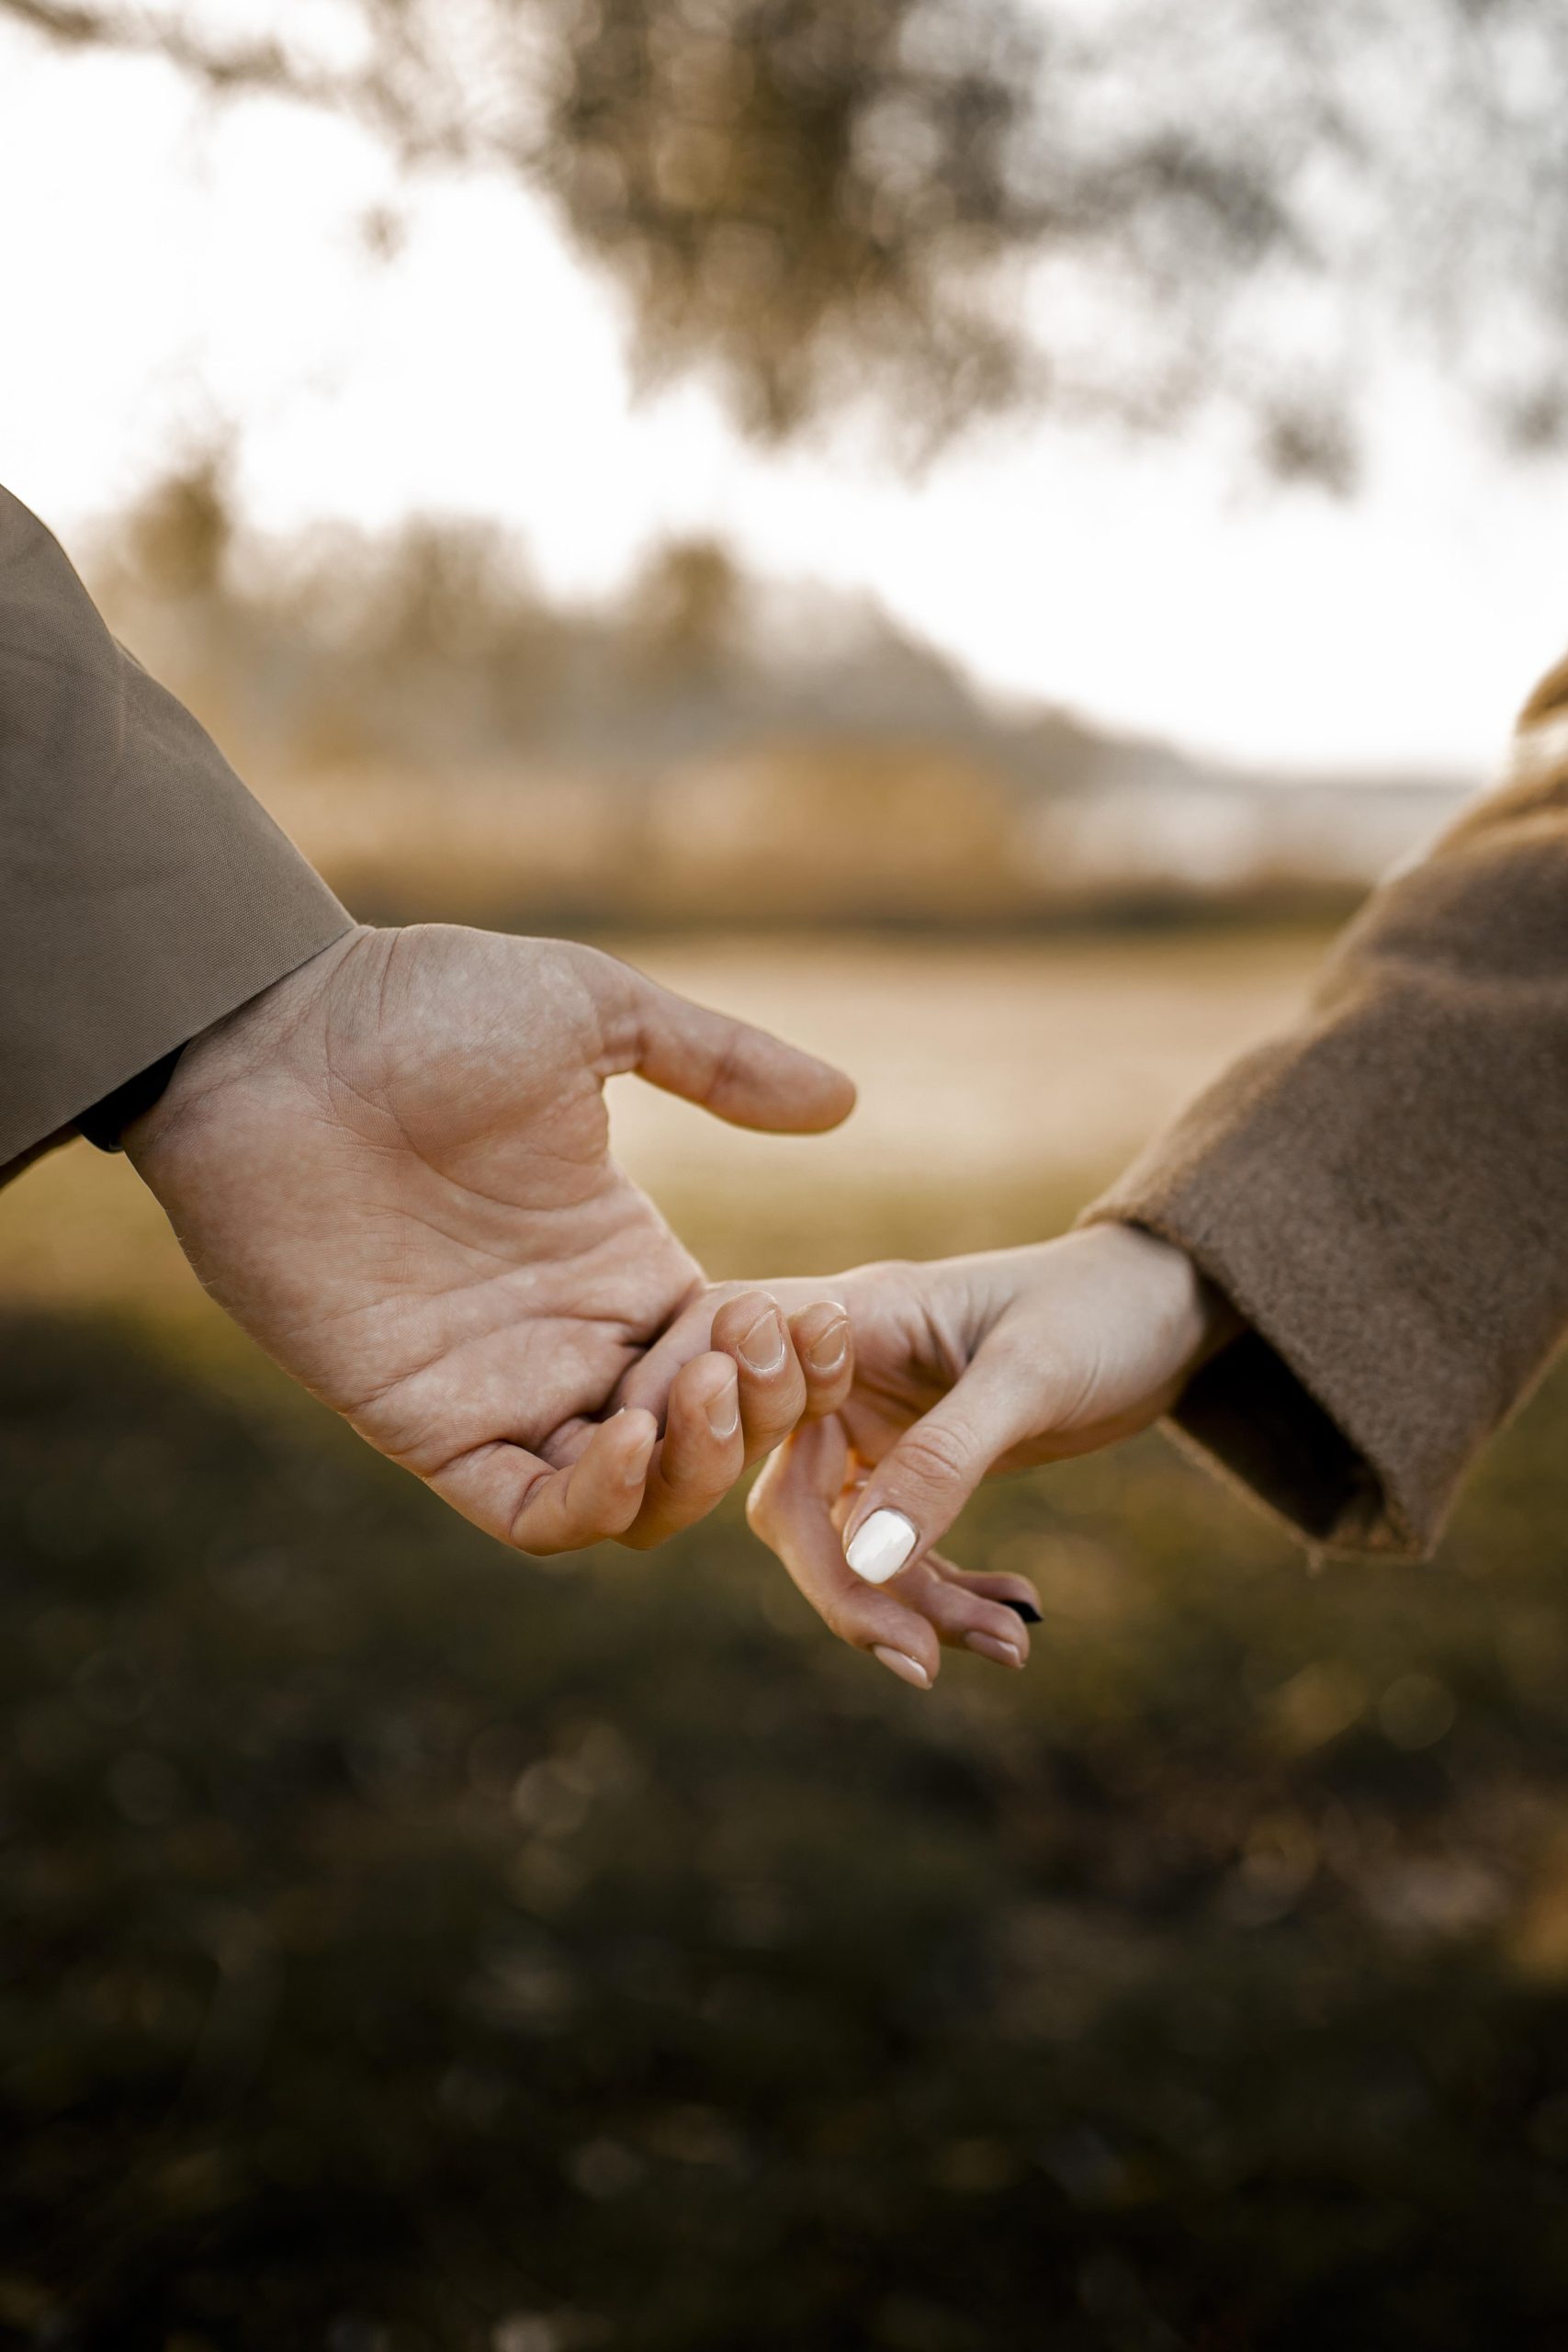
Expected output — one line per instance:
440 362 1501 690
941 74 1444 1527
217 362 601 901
94 463 1475 929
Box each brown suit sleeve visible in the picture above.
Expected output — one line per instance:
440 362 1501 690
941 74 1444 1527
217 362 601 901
0 487 353 1174
1084 670 1568 1560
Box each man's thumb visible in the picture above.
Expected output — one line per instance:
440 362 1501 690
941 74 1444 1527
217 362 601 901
842 1367 1027 1585
621 967 856 1135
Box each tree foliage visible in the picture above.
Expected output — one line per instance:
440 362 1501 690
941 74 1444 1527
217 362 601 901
8 0 1568 471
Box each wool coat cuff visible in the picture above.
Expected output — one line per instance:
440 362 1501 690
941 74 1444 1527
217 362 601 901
1082 759 1568 1559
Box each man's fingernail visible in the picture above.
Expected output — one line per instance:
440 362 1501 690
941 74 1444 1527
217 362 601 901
964 1631 1023 1669
845 1509 919 1585
804 1317 849 1374
617 1416 654 1481
873 1644 931 1690
738 1308 787 1375
705 1387 740 1441
1003 1600 1043 1624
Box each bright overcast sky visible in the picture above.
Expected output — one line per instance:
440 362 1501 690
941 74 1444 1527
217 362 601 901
4 19 1567 777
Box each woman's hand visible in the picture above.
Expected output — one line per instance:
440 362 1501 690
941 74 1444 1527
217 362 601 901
622 1226 1236 1684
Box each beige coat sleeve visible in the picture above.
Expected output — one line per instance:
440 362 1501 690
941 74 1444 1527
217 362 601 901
1085 663 1568 1559
0 487 353 1174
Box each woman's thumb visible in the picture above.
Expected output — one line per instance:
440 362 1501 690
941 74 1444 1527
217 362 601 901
841 1361 1031 1585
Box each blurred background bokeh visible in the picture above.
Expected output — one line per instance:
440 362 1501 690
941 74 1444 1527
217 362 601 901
6 3 1568 2346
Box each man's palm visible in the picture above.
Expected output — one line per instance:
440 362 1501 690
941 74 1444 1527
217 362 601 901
129 925 854 1549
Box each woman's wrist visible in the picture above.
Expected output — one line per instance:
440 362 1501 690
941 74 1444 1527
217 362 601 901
1090 1217 1244 1382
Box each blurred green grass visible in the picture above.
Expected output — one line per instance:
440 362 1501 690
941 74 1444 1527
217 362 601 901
6 1283 1568 2351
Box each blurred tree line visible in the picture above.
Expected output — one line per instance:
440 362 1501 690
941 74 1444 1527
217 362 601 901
91 458 1461 928
93 458 1070 922
95 454 970 775
9 0 1568 478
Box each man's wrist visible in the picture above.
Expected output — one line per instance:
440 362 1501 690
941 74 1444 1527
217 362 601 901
122 925 374 1179
78 1046 189 1154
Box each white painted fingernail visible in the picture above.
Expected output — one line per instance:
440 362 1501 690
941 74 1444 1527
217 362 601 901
873 1645 931 1690
846 1509 919 1585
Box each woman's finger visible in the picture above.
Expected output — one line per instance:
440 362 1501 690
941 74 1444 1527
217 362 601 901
747 1422 943 1690
613 1278 830 1426
839 1345 1039 1588
615 1352 745 1550
894 1553 1032 1668
930 1562 1043 1625
612 1288 745 1422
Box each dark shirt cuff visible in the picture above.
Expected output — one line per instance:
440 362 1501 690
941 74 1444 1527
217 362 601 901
77 1046 186 1153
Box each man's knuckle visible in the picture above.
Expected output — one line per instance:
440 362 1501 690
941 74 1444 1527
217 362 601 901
513 1526 562 1558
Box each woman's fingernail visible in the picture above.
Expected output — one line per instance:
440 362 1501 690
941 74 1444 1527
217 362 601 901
738 1308 787 1374
873 1645 931 1690
804 1317 849 1374
705 1387 740 1441
846 1509 918 1585
1003 1600 1043 1624
964 1631 1024 1669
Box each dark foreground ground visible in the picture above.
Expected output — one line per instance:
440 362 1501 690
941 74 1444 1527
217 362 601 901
4 1313 1568 2352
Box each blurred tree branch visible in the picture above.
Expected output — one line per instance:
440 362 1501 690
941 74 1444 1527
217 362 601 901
7 0 1568 473
5 0 344 103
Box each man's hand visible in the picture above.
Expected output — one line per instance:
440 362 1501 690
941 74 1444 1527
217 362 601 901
623 1227 1237 1684
126 924 856 1552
